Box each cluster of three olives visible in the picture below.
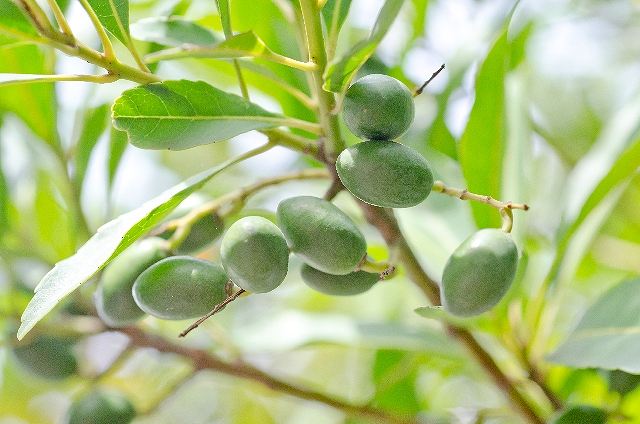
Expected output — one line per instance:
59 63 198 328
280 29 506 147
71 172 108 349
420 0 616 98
337 74 434 208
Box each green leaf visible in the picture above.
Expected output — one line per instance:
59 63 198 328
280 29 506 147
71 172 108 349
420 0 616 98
548 278 640 373
34 172 75 261
85 0 131 46
458 31 508 229
0 0 38 39
107 127 127 194
0 138 9 237
216 0 233 38
73 105 110 187
323 0 404 93
322 0 352 44
18 144 271 340
130 16 219 47
112 79 302 150
372 350 421 414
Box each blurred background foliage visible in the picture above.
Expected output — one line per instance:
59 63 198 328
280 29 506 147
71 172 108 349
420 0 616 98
1 0 640 423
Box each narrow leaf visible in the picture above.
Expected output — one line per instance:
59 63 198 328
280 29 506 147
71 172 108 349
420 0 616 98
458 31 508 229
215 0 233 38
130 16 219 47
548 279 640 373
74 105 109 187
107 127 127 194
322 0 352 42
85 0 130 45
34 172 75 260
112 79 291 150
323 0 404 93
18 144 271 340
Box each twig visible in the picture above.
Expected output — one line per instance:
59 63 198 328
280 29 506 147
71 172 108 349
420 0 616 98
414 64 445 96
120 327 413 424
432 180 529 211
179 289 246 337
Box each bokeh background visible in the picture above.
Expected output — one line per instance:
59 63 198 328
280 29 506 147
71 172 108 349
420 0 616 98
2 0 640 422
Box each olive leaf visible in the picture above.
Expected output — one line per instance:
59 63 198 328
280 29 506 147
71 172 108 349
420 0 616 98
130 16 219 47
323 0 404 93
548 279 640 373
112 79 314 150
0 0 39 39
85 0 131 46
18 145 270 340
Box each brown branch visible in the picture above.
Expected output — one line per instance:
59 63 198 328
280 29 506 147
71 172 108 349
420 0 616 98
414 64 445 96
357 202 546 424
119 327 414 424
179 288 246 338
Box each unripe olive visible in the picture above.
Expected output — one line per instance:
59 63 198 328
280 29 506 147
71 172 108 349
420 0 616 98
606 369 640 396
343 74 414 141
442 229 518 317
132 256 228 320
221 216 289 293
336 141 434 208
300 264 379 296
159 213 224 254
13 335 78 380
551 405 606 424
276 196 366 275
95 237 169 327
68 389 136 424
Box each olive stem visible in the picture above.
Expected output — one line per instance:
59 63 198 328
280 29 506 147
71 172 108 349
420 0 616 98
413 64 445 97
432 180 529 222
179 288 246 337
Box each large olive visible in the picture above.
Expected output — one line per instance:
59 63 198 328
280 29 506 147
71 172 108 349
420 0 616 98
342 74 414 141
13 335 78 380
300 264 379 296
551 405 607 424
67 389 136 424
442 229 518 317
95 237 169 327
221 216 289 293
336 141 434 208
132 256 228 320
276 196 366 275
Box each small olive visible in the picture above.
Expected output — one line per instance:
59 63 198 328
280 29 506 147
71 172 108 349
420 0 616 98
300 264 379 296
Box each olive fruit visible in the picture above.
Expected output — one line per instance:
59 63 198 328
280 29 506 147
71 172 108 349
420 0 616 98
13 335 77 379
300 264 379 296
159 213 224 254
68 389 136 424
336 141 434 208
132 256 228 320
277 196 366 275
343 74 414 141
606 369 640 396
551 405 606 424
221 216 289 293
95 237 169 327
442 229 518 317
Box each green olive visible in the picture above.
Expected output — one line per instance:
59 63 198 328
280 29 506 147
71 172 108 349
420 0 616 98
276 196 366 275
300 264 379 296
67 390 136 424
158 213 224 254
442 229 518 317
221 216 289 293
551 405 607 424
13 335 77 380
336 141 434 208
132 256 228 320
342 74 414 141
95 237 169 327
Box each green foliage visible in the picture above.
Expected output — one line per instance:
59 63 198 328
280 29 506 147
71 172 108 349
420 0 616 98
95 237 169 327
132 256 228 320
85 0 131 46
277 196 366 275
12 335 78 380
300 264 379 296
67 390 136 424
336 141 433 208
342 74 414 140
550 405 607 424
549 279 640 372
442 229 518 317
606 369 640 396
220 216 289 293
130 17 219 47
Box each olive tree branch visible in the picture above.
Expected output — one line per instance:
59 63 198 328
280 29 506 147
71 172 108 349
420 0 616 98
119 326 414 424
179 288 246 337
413 64 445 97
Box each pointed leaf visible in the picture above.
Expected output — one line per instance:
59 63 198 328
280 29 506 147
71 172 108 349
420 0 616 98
322 0 352 42
323 0 404 93
548 279 640 373
112 79 296 150
130 16 219 47
18 145 270 340
74 104 109 187
85 0 130 45
107 127 127 194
